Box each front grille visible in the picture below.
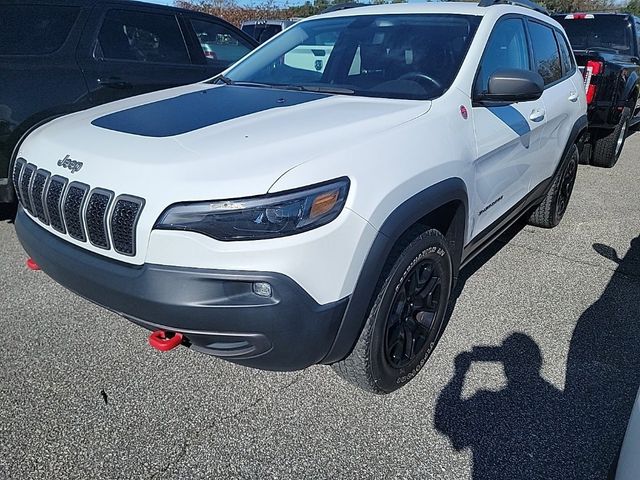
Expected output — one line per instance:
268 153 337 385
47 176 68 233
12 158 26 204
86 189 113 249
17 161 144 257
111 196 144 256
20 164 36 215
63 182 89 242
32 170 50 225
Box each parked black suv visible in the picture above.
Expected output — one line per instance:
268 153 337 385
553 13 640 167
0 0 257 204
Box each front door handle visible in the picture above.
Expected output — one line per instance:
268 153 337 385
568 91 579 102
97 77 133 89
529 109 545 122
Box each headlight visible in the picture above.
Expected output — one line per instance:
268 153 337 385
155 178 350 241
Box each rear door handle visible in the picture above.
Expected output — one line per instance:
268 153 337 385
529 109 545 122
568 91 579 102
97 77 133 89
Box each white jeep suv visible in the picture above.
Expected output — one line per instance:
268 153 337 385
13 0 586 393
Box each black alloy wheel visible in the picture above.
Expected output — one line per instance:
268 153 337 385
385 259 442 369
332 228 453 394
555 148 578 221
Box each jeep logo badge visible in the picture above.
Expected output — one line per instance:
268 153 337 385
57 155 83 174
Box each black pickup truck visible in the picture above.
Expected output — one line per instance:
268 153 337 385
0 0 257 205
554 13 640 167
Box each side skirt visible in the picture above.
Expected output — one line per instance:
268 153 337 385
460 178 552 269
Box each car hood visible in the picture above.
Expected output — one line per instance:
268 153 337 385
17 82 430 264
21 83 430 201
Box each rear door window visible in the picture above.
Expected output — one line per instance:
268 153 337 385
0 5 79 55
97 9 190 64
555 30 575 75
528 21 562 85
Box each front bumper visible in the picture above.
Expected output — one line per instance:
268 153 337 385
16 209 348 371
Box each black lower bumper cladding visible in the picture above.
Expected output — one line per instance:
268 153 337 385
15 208 348 371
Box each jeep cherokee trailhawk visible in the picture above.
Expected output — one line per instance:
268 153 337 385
13 0 586 393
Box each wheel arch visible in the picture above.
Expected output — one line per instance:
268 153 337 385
322 177 468 364
621 70 639 110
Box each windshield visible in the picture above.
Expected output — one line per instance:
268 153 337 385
556 16 633 54
225 14 481 100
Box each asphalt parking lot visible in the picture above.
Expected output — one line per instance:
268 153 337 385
1 135 639 480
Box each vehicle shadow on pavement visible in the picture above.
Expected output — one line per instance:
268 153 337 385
435 233 640 479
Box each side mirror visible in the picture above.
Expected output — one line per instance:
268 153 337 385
476 69 544 104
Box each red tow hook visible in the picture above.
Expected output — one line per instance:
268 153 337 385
26 258 40 271
148 330 184 351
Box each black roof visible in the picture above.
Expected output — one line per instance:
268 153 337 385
0 0 198 15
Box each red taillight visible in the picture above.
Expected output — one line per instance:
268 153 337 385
583 60 604 104
587 60 603 76
565 13 595 20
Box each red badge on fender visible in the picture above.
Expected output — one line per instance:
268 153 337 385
460 105 468 120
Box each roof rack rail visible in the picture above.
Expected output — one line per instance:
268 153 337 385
321 2 367 14
478 0 549 15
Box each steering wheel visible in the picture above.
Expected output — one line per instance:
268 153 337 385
398 72 443 90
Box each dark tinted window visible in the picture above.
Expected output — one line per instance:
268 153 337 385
228 15 481 101
191 19 252 65
528 21 562 85
0 5 79 55
97 10 190 64
242 23 282 43
556 15 633 54
477 18 530 94
555 30 575 75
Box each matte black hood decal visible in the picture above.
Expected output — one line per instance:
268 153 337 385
91 85 329 137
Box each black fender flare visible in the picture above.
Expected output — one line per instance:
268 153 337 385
563 114 588 167
621 70 639 106
321 177 468 364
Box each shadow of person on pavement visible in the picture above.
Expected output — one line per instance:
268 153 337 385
434 333 566 480
563 236 640 477
434 235 640 480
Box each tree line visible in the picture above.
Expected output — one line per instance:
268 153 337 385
174 0 640 28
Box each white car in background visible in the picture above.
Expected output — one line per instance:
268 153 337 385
615 388 640 479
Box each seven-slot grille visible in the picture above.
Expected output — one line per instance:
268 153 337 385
12 158 144 256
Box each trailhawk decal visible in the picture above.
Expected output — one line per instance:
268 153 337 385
91 85 329 137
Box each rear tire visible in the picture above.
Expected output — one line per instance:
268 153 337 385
591 107 630 168
332 228 452 394
528 143 578 229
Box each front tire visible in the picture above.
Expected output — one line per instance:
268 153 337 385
332 228 453 394
528 143 579 229
591 107 630 168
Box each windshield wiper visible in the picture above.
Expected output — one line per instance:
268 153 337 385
211 77 354 95
212 76 277 89
213 74 234 85
282 84 355 95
